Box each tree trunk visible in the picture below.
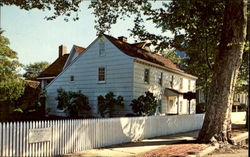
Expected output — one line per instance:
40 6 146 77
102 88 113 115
197 0 247 143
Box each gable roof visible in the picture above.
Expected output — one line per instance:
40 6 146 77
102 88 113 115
63 45 86 70
37 54 69 78
37 45 85 78
74 45 85 54
24 80 40 89
104 34 181 71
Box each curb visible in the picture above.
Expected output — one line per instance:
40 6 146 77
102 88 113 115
231 132 248 145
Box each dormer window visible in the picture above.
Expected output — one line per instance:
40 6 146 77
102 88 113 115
99 39 105 56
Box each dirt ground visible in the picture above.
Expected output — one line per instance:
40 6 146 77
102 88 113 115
136 124 248 157
136 142 208 157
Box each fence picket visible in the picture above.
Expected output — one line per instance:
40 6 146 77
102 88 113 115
2 123 6 157
0 114 207 157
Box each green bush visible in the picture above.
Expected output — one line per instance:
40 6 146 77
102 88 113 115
130 91 158 116
98 92 124 117
56 88 91 118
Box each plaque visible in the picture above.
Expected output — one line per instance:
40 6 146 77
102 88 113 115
29 128 51 143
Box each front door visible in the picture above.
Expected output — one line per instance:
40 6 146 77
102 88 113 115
167 96 177 114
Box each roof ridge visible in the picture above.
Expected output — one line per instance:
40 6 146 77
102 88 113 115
104 34 181 71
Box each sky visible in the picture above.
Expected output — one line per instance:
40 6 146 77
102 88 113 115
1 2 170 68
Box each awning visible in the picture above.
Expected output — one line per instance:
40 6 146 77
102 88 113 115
164 88 183 96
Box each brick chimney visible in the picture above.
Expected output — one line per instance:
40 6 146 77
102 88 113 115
118 36 127 42
58 45 67 58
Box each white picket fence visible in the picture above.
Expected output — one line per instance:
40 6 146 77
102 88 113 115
0 114 205 157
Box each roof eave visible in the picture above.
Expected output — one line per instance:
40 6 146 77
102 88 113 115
134 58 198 80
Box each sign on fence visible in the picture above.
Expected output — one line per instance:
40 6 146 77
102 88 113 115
28 127 51 143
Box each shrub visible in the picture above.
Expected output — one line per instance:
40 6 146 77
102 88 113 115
98 92 124 117
196 103 206 113
56 88 91 118
130 91 158 116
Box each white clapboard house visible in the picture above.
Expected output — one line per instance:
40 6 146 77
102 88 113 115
44 34 197 117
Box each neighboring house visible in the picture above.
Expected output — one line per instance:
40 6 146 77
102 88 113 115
45 35 197 117
233 93 249 112
37 45 85 89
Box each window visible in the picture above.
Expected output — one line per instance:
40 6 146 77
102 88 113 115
144 69 150 84
98 67 105 82
158 72 163 86
170 75 174 88
99 40 105 56
188 80 191 90
180 78 183 90
70 75 74 81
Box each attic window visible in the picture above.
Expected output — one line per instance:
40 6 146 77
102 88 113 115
70 75 74 81
99 39 105 56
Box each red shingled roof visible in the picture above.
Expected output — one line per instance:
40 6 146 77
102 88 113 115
24 80 40 89
37 36 181 79
37 45 85 78
74 45 85 54
104 35 181 71
37 54 69 78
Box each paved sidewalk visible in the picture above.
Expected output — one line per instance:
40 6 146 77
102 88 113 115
61 121 248 157
62 130 201 157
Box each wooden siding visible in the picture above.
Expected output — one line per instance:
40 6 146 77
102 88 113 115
46 37 134 116
133 61 197 114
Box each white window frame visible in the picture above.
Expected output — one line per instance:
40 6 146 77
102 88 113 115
98 67 106 83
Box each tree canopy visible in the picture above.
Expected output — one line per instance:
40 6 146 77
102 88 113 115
23 61 50 80
0 30 24 102
89 0 249 99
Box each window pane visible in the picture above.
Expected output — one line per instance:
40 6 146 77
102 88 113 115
159 72 163 85
98 67 105 81
144 69 149 83
70 76 74 81
170 75 174 88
